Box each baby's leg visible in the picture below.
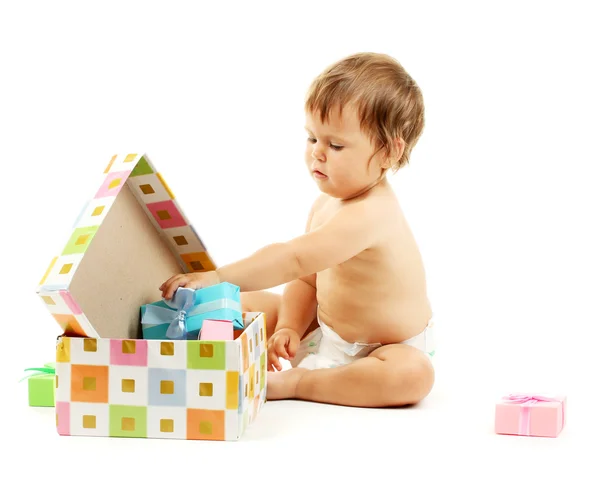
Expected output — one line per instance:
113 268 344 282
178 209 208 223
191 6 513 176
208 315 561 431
267 344 434 407
241 291 281 338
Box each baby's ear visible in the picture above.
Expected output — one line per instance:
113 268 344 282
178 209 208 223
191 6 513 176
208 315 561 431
381 138 405 170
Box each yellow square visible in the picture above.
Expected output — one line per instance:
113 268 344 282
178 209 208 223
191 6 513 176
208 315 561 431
140 184 155 195
122 379 135 393
160 342 174 356
108 178 121 190
160 380 174 395
160 419 174 433
83 377 96 391
42 296 55 305
91 206 105 216
122 340 136 354
157 210 171 220
199 383 213 397
59 263 73 275
82 415 96 429
200 344 213 358
124 154 137 163
83 338 97 352
199 421 212 435
122 417 135 431
75 234 90 245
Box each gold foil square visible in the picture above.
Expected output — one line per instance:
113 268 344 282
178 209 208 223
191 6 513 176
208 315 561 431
139 184 155 195
83 338 97 352
122 417 135 431
160 419 174 433
108 178 121 190
199 421 212 435
122 379 135 393
190 261 203 271
173 235 188 246
82 415 96 429
157 210 171 220
199 383 213 397
160 342 174 356
160 380 174 395
75 234 90 245
83 377 96 391
92 206 105 217
59 263 73 275
200 344 213 358
42 296 55 305
122 340 136 354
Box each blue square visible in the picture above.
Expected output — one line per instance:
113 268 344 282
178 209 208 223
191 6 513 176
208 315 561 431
148 368 186 406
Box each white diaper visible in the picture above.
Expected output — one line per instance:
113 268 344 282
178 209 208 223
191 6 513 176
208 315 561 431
290 314 435 370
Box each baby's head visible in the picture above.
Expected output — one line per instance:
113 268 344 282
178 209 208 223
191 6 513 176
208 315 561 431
304 52 425 199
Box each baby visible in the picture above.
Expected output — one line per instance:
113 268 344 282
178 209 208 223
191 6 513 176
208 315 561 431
159 52 435 408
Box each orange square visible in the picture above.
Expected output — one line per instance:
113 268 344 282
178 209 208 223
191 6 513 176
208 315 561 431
186 409 225 440
181 252 214 273
71 365 109 403
52 314 86 337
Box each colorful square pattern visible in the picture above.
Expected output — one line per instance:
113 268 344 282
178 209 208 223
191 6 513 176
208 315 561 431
36 153 218 339
54 313 267 441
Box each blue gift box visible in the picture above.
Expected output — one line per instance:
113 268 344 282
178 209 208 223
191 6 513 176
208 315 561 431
141 282 244 340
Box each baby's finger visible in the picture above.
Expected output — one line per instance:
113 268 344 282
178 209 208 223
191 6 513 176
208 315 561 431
163 277 187 300
268 349 282 371
274 337 290 360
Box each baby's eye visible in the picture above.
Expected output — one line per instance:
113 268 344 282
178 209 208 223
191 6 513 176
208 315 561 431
330 144 344 151
307 137 316 144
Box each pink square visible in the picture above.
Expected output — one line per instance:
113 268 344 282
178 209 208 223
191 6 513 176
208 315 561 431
146 200 187 229
60 291 82 314
95 171 131 198
56 401 70 436
200 319 234 340
110 339 148 366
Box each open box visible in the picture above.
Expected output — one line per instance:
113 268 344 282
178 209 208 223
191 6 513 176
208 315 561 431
36 153 267 440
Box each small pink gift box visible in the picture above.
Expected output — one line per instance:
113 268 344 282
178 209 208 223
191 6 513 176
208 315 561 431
495 394 566 437
199 319 234 340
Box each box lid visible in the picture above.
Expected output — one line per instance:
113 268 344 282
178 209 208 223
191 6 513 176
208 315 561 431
36 153 218 339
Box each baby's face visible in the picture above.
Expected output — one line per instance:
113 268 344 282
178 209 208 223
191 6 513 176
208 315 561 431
304 106 385 199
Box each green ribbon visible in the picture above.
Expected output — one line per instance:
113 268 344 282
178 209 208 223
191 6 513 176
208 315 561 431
20 362 56 382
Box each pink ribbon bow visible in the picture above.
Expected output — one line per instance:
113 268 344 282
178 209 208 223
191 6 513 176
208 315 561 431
501 394 562 436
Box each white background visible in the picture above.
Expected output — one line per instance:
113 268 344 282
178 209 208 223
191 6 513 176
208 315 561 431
1 1 598 477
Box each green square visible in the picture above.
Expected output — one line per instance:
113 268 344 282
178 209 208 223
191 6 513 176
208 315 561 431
129 156 154 177
187 341 226 370
109 405 147 438
61 226 99 256
28 374 55 407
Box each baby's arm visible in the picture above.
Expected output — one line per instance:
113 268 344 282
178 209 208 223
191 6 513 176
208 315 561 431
161 198 382 299
216 199 381 291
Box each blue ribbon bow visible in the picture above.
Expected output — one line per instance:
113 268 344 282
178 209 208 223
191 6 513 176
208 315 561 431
141 287 240 340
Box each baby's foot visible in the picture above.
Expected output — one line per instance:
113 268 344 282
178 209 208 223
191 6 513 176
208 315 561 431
267 368 307 400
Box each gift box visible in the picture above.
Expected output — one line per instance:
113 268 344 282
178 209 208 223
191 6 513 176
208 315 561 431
495 393 566 437
140 283 244 340
35 153 267 440
23 363 56 407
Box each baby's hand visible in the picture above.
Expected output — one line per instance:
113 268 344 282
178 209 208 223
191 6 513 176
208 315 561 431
159 271 221 300
267 328 300 372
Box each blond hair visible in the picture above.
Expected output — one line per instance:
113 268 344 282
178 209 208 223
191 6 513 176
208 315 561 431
305 52 425 172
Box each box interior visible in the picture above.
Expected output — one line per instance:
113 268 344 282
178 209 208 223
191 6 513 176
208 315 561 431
70 181 183 339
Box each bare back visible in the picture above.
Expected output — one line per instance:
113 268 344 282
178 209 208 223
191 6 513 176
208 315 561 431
309 181 432 345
